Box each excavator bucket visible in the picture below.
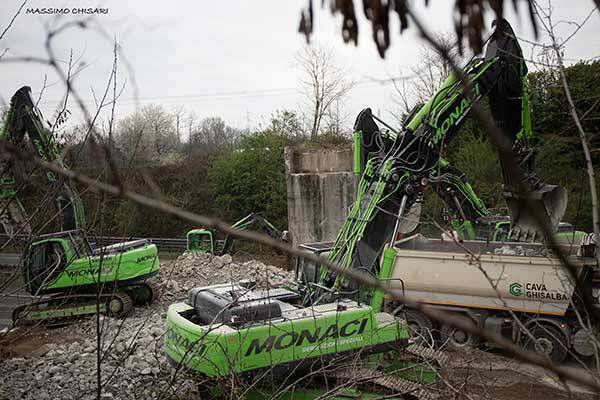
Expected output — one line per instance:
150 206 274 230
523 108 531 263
505 183 568 242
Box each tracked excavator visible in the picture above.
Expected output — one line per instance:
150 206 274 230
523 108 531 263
0 86 85 236
162 19 579 396
350 18 567 245
186 213 288 254
1 86 160 325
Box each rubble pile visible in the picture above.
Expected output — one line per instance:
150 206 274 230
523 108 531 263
0 253 294 400
493 244 550 257
0 313 196 400
157 252 294 306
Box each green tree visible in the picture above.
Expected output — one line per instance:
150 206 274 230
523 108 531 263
209 131 290 229
528 60 600 167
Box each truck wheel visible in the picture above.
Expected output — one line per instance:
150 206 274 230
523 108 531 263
404 310 435 346
107 292 133 318
523 325 568 363
440 322 479 351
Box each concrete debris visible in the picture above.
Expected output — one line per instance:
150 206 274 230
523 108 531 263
493 245 549 257
156 252 293 307
0 253 293 400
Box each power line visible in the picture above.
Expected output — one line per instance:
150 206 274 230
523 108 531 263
36 77 409 106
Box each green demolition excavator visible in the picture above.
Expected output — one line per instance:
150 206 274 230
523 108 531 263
186 213 288 254
1 86 160 324
350 18 568 244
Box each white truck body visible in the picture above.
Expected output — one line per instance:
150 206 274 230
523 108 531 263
390 235 590 316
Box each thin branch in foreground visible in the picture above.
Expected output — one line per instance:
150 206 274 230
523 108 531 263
0 0 27 41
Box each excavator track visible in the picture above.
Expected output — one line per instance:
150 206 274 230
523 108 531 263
11 291 133 326
308 347 442 399
124 281 159 306
405 344 449 365
326 364 437 399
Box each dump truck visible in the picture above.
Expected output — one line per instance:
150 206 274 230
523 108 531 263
298 235 600 362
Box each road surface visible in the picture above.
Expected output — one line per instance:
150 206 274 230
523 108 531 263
0 263 30 330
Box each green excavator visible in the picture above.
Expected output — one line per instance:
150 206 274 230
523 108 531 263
186 212 288 254
1 86 160 324
350 18 569 244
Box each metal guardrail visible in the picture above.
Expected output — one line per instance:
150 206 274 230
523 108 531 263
0 234 187 252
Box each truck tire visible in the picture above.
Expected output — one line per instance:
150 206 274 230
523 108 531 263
404 310 435 346
440 322 479 351
522 325 568 363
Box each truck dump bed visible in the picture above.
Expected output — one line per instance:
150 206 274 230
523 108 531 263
389 235 595 316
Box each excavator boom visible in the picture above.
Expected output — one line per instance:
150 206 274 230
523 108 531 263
0 86 85 235
321 19 568 299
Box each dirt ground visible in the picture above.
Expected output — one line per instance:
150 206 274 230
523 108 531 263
0 326 80 360
438 349 598 400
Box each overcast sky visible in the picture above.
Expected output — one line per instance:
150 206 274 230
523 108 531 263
1 1 599 134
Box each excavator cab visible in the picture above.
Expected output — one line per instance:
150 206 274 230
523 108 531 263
186 229 215 254
295 241 333 285
24 238 70 294
186 213 287 255
22 230 91 294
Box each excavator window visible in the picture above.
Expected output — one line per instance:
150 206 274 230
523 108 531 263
26 241 67 293
187 231 214 253
300 259 320 284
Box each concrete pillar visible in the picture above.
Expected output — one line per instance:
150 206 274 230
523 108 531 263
284 145 356 246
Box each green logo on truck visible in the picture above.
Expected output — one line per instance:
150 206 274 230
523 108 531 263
509 282 568 300
509 282 523 296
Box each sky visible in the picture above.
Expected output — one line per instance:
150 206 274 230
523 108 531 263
0 1 599 134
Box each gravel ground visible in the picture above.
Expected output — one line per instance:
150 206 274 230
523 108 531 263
0 252 596 400
0 252 294 400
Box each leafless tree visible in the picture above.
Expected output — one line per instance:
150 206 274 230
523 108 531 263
296 45 354 139
172 105 185 143
189 116 238 157
114 105 179 164
533 1 600 261
392 33 461 118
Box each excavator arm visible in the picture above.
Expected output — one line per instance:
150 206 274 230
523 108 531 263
219 213 287 255
0 86 85 235
404 19 565 241
313 19 567 305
